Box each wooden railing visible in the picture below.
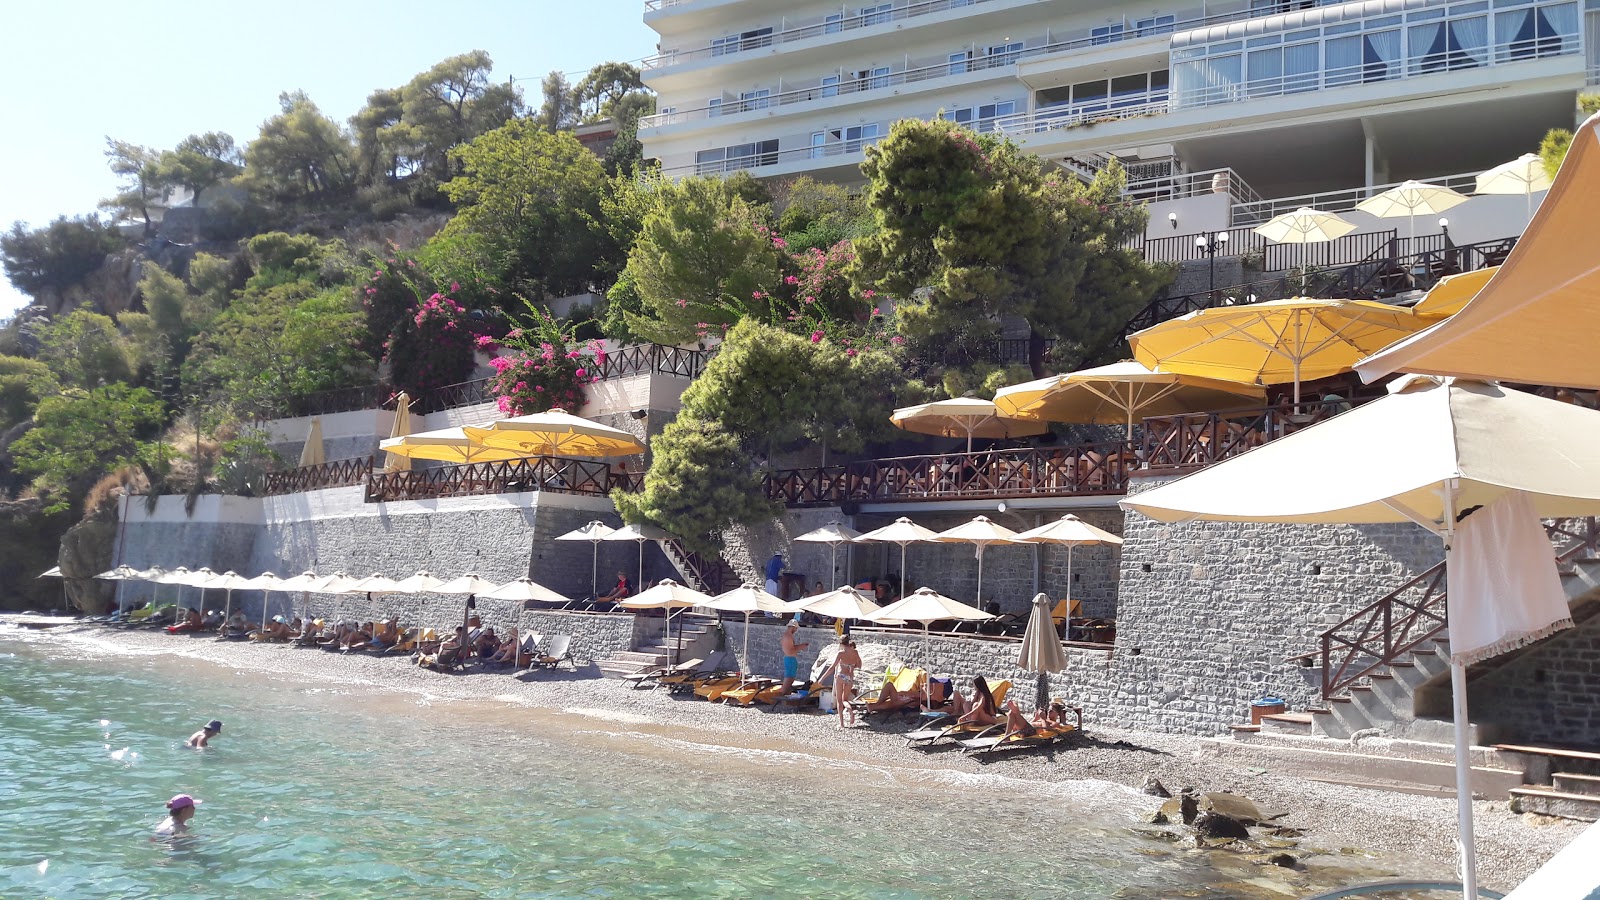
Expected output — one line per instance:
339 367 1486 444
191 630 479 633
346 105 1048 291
1319 517 1600 700
261 457 375 496
767 442 1132 507
1141 398 1374 473
662 538 736 595
363 458 642 503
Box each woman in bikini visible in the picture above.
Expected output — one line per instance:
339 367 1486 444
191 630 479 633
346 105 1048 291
957 676 999 728
816 637 862 728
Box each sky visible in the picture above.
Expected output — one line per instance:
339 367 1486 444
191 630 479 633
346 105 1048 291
0 0 659 317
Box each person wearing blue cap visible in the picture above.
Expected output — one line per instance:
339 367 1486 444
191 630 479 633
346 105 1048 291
186 720 223 748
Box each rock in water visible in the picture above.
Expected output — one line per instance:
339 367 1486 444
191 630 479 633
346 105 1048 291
1146 808 1169 825
1142 775 1172 798
1266 852 1300 869
1201 792 1267 826
1179 790 1200 826
1194 811 1251 840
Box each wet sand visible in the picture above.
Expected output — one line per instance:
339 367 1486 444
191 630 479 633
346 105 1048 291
45 623 1587 893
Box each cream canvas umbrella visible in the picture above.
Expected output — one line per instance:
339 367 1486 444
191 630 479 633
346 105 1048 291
96 565 140 619
347 573 403 594
201 570 253 632
1475 153 1551 227
602 522 673 597
38 566 63 578
238 572 283 628
155 566 191 620
1017 592 1071 707
1356 180 1468 242
482 577 573 653
379 427 528 465
181 567 217 620
890 397 1047 453
932 516 1020 606
385 392 414 472
1357 112 1600 390
272 570 321 626
788 585 902 625
463 408 646 459
995 361 1265 433
620 579 713 666
795 522 862 587
1121 375 1600 899
705 583 791 676
393 571 446 593
299 418 325 467
433 574 504 596
1128 297 1426 405
1014 515 1124 620
1253 208 1358 291
869 587 992 671
854 517 941 601
556 520 617 597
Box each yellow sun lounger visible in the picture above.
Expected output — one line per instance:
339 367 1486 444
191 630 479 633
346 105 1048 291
720 677 782 705
693 674 745 702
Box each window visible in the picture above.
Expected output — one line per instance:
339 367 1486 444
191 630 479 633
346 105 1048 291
812 125 881 156
1091 24 1124 45
1498 3 1579 61
707 97 723 117
698 139 779 174
1111 73 1151 107
811 132 829 159
1135 15 1176 36
740 27 773 51
948 51 969 75
950 101 1017 131
824 12 843 34
861 3 892 26
987 41 1023 66
821 75 840 98
861 65 890 90
740 89 770 112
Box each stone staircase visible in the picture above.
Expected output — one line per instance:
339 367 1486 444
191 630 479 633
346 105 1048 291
661 539 739 594
596 613 722 679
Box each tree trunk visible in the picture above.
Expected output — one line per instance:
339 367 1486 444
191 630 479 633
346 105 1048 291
1027 327 1049 379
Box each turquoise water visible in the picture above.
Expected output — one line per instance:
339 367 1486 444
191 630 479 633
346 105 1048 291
0 625 1397 899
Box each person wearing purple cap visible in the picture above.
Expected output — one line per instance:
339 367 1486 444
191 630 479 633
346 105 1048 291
155 794 200 835
186 720 222 748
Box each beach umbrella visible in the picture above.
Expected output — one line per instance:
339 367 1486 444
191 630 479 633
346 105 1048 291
794 522 862 587
463 408 646 459
347 573 403 594
1356 113 1600 390
238 572 282 628
1475 153 1551 227
931 516 1020 606
854 517 941 601
38 566 63 578
889 397 1046 453
386 392 413 472
433 573 502 644
299 417 325 467
180 567 216 621
1128 297 1425 405
994 361 1265 433
1017 592 1071 707
1121 375 1600 900
1252 208 1358 291
555 520 617 598
379 427 528 465
868 587 992 659
393 570 446 593
272 570 321 626
482 577 573 657
788 585 902 625
1014 515 1123 621
602 522 674 597
620 579 713 666
96 565 141 619
1412 267 1498 321
705 582 791 677
201 571 252 633
153 567 191 621
1356 180 1467 242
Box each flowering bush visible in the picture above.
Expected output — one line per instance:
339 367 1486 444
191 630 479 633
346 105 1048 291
385 291 486 400
484 310 605 416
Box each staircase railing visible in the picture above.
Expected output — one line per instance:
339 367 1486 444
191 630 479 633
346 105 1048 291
1319 517 1600 700
661 538 734 594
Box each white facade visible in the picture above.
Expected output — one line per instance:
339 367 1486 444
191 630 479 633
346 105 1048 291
640 0 1599 234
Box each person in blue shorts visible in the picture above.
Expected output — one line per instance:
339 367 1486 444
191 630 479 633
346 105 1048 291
778 620 809 697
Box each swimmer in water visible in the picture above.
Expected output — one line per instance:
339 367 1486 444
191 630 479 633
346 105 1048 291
154 794 199 835
186 720 222 748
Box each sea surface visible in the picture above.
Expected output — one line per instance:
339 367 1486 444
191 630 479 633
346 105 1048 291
0 624 1433 899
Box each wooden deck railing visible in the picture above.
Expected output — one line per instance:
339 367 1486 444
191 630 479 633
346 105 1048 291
1142 397 1375 473
766 442 1133 507
363 457 642 503
261 457 375 496
1319 517 1600 700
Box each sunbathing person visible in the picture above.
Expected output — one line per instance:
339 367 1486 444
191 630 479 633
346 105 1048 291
221 611 253 636
487 627 520 666
923 678 968 718
866 680 923 714
250 616 293 641
596 571 630 604
957 676 1000 727
473 626 501 660
166 608 204 634
1002 700 1039 740
366 619 398 651
342 622 378 651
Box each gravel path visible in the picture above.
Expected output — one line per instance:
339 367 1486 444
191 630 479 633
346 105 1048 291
48 624 1588 892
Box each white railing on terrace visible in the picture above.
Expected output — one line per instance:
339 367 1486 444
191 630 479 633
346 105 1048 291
1234 171 1490 226
995 95 1169 139
669 135 886 176
1588 63 1600 85
1123 166 1266 210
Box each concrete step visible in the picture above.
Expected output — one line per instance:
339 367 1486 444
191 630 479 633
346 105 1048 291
1201 733 1526 799
1260 712 1313 736
1508 786 1600 821
1348 684 1399 727
1553 772 1600 797
1228 724 1261 735
1495 744 1600 781
596 660 651 680
1385 660 1430 691
1319 695 1372 737
608 650 668 666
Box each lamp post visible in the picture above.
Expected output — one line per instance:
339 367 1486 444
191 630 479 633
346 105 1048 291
1196 230 1229 293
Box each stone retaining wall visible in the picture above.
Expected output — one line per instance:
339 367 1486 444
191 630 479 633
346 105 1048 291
1469 610 1600 748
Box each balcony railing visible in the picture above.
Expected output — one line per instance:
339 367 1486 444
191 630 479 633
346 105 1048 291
766 443 1132 507
1235 171 1487 226
674 134 885 177
1141 399 1375 473
364 457 641 503
1122 167 1266 209
261 456 375 497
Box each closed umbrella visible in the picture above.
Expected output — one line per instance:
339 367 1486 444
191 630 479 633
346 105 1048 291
1412 267 1498 321
386 392 414 472
705 583 791 677
620 579 713 666
1128 297 1426 405
379 427 528 464
890 397 1046 453
1356 113 1600 390
794 522 862 587
931 516 1020 607
1356 180 1468 243
463 408 646 458
556 520 616 598
299 418 325 467
1121 375 1600 900
1017 592 1071 708
854 517 941 601
1013 515 1123 623
1474 153 1551 227
602 522 673 597
994 361 1265 433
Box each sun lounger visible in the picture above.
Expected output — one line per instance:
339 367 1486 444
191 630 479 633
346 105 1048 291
419 644 464 672
623 657 705 689
692 674 745 702
852 667 926 713
515 632 544 668
531 634 573 670
720 677 782 705
957 722 1078 757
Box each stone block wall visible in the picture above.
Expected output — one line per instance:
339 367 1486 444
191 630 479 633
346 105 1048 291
1468 609 1600 748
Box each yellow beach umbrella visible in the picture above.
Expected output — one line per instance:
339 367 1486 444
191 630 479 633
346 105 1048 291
1128 297 1426 405
463 408 645 458
299 417 325 467
890 397 1046 453
1355 180 1468 241
994 361 1265 432
379 427 528 464
1412 267 1498 321
1474 153 1551 226
1358 113 1600 390
385 392 413 472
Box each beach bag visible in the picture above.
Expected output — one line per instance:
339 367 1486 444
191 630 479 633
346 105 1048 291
818 689 835 713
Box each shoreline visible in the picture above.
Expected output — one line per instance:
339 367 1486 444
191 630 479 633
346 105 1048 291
23 621 1585 892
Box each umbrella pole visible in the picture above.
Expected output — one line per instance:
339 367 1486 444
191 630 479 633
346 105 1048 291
1450 660 1478 900
743 611 751 678
1066 544 1075 616
975 544 984 607
830 543 839 587
590 541 599 599
899 544 907 601
637 540 644 597
1292 357 1303 408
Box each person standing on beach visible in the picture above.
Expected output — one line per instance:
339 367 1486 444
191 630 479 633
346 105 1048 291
816 637 861 728
765 553 784 601
154 794 199 835
778 621 809 697
186 720 222 748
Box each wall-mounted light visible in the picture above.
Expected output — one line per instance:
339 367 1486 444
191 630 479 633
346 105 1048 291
1168 212 1178 230
1437 217 1449 229
996 501 1008 514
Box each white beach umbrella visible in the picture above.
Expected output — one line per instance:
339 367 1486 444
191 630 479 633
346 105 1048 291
432 573 504 595
96 565 141 618
556 520 617 598
869 587 992 669
602 522 673 596
788 585 902 625
393 570 446 593
201 571 252 632
238 572 283 628
153 566 190 621
1356 180 1468 242
621 579 713 666
180 567 216 620
299 417 325 467
1253 207 1356 244
483 577 574 655
273 570 321 626
1475 153 1551 227
890 396 1046 453
932 516 1021 607
38 566 63 578
1014 515 1124 619
794 522 862 586
854 517 941 601
705 582 791 677
347 573 403 594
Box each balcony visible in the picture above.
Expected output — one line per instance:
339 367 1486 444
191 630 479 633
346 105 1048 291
766 443 1134 507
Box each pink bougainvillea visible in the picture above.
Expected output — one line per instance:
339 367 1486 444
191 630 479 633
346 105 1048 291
484 310 607 416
